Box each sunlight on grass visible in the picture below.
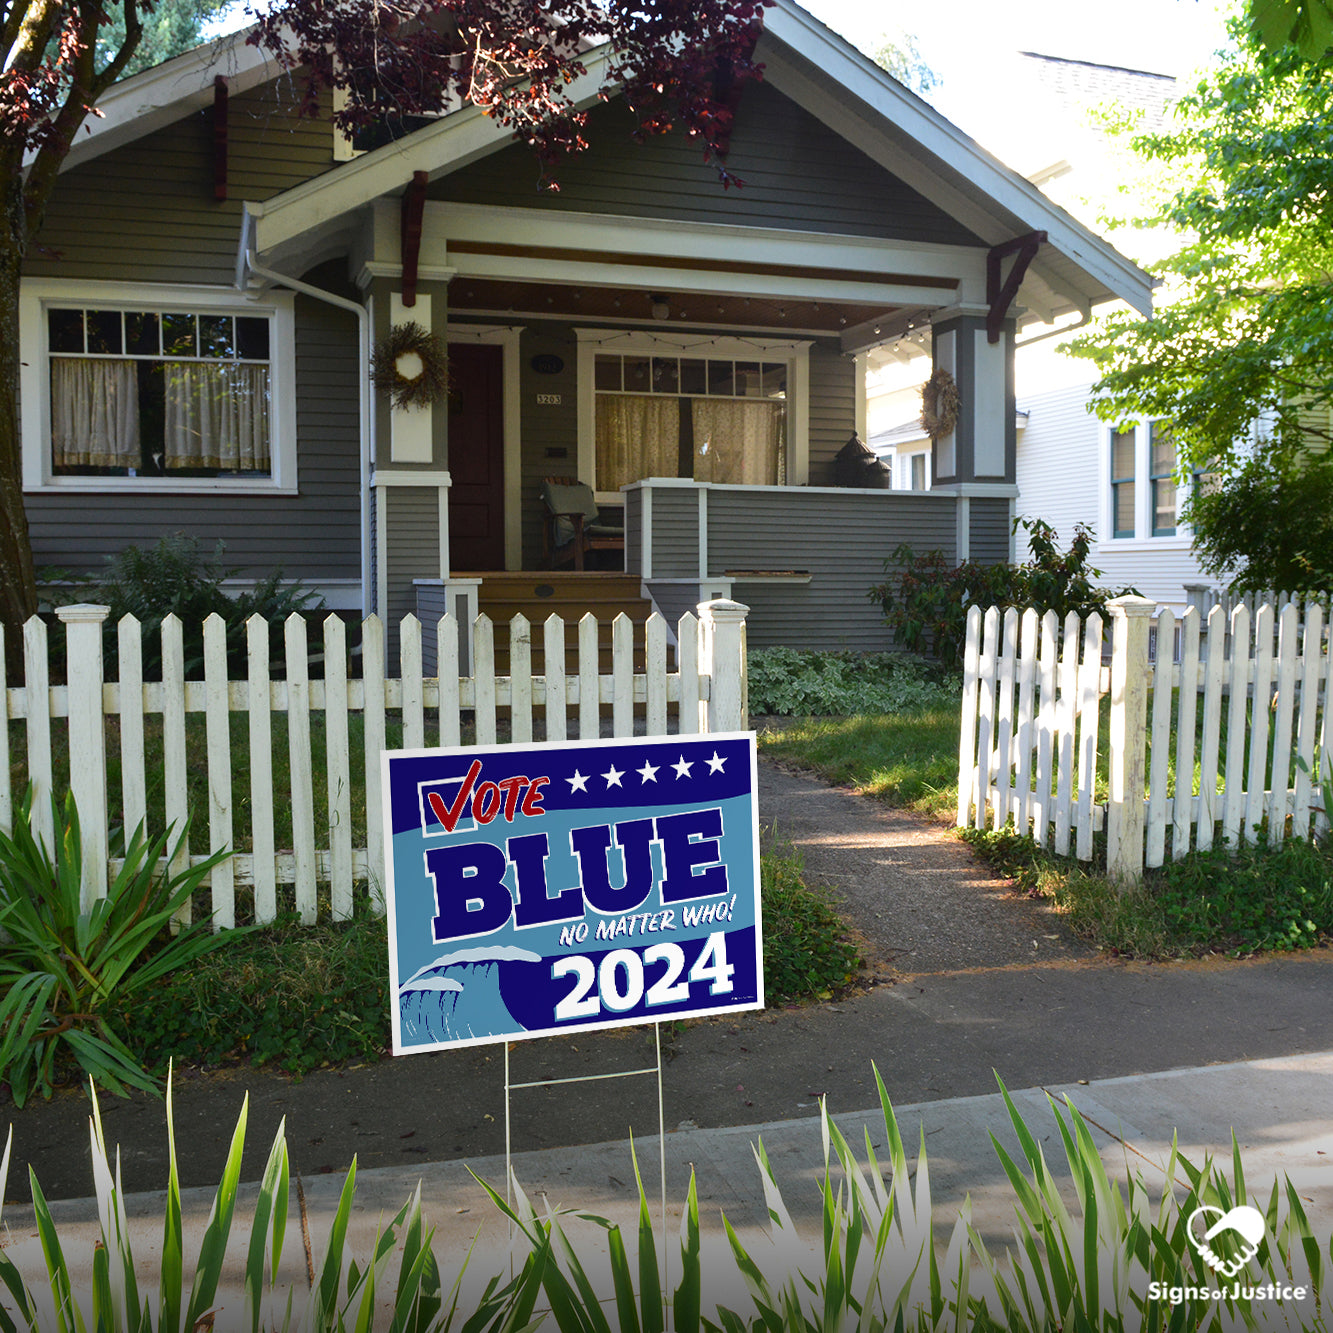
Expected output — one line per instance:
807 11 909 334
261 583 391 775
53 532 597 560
755 710 961 821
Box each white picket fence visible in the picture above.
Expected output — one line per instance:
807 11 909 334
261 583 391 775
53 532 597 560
1 600 749 927
958 596 1333 882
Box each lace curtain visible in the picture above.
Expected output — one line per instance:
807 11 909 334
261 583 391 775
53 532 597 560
165 363 271 471
595 394 680 491
51 359 139 468
691 398 784 486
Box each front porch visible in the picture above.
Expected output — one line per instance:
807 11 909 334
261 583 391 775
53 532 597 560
416 570 654 675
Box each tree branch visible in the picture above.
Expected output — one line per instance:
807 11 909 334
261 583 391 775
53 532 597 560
22 0 144 237
4 0 59 74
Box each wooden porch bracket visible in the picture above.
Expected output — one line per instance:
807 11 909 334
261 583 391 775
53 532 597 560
986 230 1046 343
213 76 228 201
400 170 429 307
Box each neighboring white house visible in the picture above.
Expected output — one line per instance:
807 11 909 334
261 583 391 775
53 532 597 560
866 52 1221 611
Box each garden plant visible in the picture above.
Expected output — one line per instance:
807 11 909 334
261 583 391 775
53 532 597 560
0 790 234 1106
868 517 1135 668
0 1068 1323 1331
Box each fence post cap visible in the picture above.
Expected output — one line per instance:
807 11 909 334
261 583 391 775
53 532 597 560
1106 594 1157 617
54 603 111 623
698 598 750 622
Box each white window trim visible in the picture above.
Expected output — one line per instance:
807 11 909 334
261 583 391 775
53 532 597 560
20 278 298 496
575 327 811 503
1100 420 1193 545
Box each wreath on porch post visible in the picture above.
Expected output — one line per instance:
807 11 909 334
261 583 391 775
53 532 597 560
371 321 450 411
920 367 961 439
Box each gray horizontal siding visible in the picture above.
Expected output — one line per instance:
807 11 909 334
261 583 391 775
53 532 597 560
705 488 958 651
27 273 362 586
624 490 643 576
28 83 334 284
436 83 981 245
516 325 581 568
808 344 857 486
386 488 440 620
969 498 1012 565
648 489 700 578
384 488 440 663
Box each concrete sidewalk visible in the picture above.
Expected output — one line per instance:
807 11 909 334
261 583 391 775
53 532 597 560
5 1051 1332 1325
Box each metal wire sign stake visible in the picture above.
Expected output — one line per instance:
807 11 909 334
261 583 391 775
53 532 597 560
381 731 764 1298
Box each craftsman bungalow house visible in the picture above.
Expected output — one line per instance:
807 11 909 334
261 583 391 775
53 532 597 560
18 0 1152 662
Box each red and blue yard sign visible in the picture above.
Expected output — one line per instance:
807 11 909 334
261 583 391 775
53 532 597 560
382 732 762 1054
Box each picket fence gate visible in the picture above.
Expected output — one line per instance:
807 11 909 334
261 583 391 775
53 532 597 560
957 595 1333 883
1 600 748 928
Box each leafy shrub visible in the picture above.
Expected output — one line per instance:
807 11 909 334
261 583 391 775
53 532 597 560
120 910 391 1076
761 845 861 1000
0 791 235 1106
964 826 1333 958
868 517 1137 667
748 646 956 716
45 533 324 679
1155 837 1333 953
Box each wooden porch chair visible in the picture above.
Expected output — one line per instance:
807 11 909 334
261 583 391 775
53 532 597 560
539 476 625 570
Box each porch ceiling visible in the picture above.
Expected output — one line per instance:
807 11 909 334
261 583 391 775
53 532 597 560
448 277 900 335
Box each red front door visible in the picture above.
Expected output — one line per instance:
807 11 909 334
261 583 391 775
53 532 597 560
447 342 506 571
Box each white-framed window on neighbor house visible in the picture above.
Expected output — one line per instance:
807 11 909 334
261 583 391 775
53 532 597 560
576 330 810 501
1149 421 1177 536
1110 426 1136 538
1105 419 1190 544
20 280 297 494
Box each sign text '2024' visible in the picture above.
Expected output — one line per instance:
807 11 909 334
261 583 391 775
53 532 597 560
553 932 735 1022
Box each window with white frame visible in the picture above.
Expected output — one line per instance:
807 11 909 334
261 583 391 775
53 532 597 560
1110 427 1136 538
1107 419 1189 541
21 283 296 492
593 353 787 491
1149 421 1177 535
576 330 809 499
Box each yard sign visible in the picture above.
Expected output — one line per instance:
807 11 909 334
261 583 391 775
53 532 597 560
382 732 762 1055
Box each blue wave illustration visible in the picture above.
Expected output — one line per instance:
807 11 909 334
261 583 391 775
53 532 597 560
399 945 542 1044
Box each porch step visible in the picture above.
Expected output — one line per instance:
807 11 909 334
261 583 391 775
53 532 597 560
458 572 655 674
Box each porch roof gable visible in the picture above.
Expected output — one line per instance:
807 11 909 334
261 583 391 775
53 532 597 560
66 0 1153 326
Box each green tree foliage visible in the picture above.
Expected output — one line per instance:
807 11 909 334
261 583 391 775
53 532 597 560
1248 0 1333 58
97 0 235 77
871 29 940 97
1074 26 1333 592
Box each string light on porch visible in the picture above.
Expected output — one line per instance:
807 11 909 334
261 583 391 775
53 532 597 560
579 330 801 354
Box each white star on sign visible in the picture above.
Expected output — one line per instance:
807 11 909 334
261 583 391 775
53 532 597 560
672 755 694 779
707 751 726 774
637 761 660 783
602 765 625 788
567 770 589 793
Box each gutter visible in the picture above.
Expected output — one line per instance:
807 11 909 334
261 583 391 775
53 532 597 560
241 247 374 618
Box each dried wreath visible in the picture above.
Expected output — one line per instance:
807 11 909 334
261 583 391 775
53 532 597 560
371 321 450 411
920 367 961 439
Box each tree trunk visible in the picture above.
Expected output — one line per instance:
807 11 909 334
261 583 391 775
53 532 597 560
0 228 39 680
